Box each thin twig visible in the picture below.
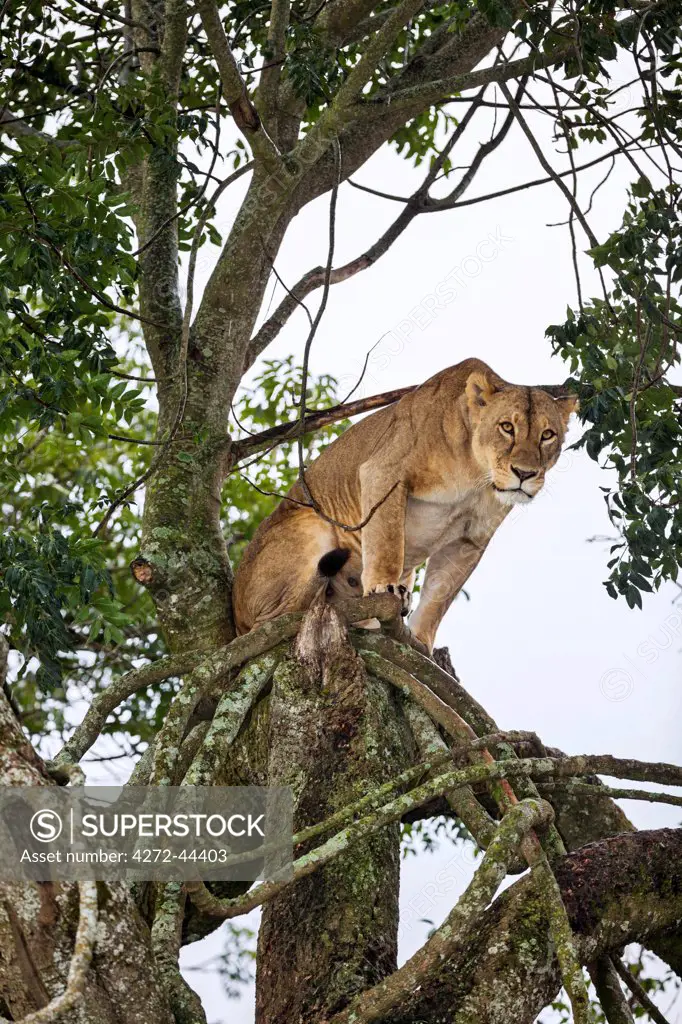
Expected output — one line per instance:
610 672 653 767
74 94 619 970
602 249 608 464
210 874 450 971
589 956 635 1024
545 66 584 311
346 142 655 208
297 135 341 500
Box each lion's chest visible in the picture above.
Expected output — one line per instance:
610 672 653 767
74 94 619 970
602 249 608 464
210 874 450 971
403 489 499 569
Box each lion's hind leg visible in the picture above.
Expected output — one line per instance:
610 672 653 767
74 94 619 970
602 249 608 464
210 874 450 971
234 518 345 633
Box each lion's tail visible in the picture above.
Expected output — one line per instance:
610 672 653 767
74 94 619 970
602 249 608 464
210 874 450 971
295 548 354 668
317 548 350 592
302 547 351 609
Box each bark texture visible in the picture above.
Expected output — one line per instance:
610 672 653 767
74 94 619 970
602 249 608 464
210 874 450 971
0 687 173 1024
256 607 414 1022
381 827 682 1024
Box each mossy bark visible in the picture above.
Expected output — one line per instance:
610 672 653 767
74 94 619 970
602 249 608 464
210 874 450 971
0 688 173 1024
2 628 681 1022
380 826 682 1024
133 167 296 656
255 612 414 1022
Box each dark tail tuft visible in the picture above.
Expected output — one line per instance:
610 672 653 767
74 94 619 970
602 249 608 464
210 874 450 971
318 548 350 579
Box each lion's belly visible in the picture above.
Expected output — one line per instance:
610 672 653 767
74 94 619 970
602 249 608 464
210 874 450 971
403 491 498 569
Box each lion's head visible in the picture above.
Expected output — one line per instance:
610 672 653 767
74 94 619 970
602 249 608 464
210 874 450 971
465 367 578 506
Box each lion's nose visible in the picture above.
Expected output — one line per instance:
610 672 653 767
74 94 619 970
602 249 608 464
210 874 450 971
511 466 537 482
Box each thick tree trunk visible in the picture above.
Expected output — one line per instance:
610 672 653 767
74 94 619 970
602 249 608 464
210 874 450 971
0 683 173 1024
255 608 414 1022
134 171 294 654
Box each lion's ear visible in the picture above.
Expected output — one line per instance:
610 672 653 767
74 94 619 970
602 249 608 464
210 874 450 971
465 370 502 410
554 393 579 427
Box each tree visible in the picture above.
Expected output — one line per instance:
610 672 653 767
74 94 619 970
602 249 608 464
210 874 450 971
1 0 681 1020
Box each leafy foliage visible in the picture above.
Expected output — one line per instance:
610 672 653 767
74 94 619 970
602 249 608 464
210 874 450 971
401 814 472 855
548 183 682 608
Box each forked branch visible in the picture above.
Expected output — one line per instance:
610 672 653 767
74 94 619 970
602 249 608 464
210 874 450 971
195 0 282 167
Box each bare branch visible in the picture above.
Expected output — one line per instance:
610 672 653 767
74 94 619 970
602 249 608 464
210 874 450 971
247 83 524 361
348 142 652 209
328 799 554 1024
0 109 69 147
184 747 682 921
544 66 585 311
613 958 674 1024
404 700 499 848
232 376 582 462
233 385 416 459
547 779 682 809
54 649 206 766
297 135 341 508
589 957 635 1024
498 80 599 249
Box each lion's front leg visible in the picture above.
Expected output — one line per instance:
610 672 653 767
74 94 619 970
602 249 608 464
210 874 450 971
409 537 488 651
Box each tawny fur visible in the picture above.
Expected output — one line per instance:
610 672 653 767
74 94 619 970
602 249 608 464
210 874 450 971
232 358 577 651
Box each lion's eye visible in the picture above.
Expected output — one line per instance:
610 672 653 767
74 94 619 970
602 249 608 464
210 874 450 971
541 429 556 441
500 422 514 435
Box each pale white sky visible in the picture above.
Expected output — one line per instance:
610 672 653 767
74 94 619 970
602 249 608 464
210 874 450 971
96 62 682 1023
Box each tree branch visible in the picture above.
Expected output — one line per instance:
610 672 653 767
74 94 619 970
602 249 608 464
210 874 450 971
184 753 682 922
195 0 282 167
53 648 206 766
328 799 555 1024
54 594 404 766
0 882 99 1024
498 80 599 249
381 44 571 116
589 957 635 1024
246 87 498 363
0 110 69 147
155 646 283 786
380 827 682 1024
233 369 682 463
232 385 417 460
404 700 499 849
257 0 290 130
293 0 429 170
612 958 674 1024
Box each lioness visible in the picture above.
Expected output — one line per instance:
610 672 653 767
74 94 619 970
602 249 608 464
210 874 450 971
232 358 577 651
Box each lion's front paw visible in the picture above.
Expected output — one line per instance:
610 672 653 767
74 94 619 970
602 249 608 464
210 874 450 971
367 583 412 617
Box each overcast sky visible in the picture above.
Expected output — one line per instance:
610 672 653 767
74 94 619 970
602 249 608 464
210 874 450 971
85 61 682 1022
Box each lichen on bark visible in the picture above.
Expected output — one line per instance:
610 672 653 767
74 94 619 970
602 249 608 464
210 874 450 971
255 610 414 1023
